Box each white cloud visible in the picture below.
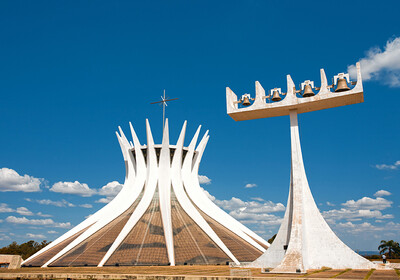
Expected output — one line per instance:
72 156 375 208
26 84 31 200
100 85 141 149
348 37 400 87
50 181 96 197
0 203 14 213
26 233 46 239
95 197 112 204
386 221 400 230
231 212 283 226
36 199 75 207
79 204 93 208
251 197 265 202
0 168 41 192
34 199 88 209
35 199 75 207
6 216 71 228
323 208 393 222
374 190 392 197
98 181 123 197
199 187 284 238
375 160 400 170
201 188 216 201
342 197 392 210
213 196 285 226
214 197 285 214
96 181 123 203
37 212 52 217
0 233 10 240
336 222 383 233
0 204 34 216
327 202 335 206
47 230 58 234
198 175 211 185
16 207 34 216
245 183 257 188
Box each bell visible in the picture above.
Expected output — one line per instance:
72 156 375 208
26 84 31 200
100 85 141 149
242 96 251 106
302 84 315 97
335 77 350 92
271 90 282 101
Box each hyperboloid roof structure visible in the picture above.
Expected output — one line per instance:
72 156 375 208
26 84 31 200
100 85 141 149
23 119 269 267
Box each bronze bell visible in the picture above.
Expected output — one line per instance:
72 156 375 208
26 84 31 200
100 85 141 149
242 96 251 106
271 90 282 101
335 77 350 92
302 84 315 97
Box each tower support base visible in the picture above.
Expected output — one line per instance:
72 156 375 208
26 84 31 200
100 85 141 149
247 110 375 272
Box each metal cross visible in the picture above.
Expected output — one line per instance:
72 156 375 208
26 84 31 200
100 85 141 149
150 90 178 129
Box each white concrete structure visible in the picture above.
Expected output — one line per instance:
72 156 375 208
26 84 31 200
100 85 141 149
226 63 376 272
22 120 269 267
0 255 23 269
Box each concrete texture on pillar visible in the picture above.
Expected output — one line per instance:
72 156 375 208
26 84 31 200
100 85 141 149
0 255 23 269
250 110 375 272
226 62 376 272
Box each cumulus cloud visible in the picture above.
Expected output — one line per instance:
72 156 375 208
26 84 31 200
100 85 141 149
16 207 34 216
322 195 394 222
50 181 96 197
0 168 42 192
79 204 93 208
95 197 112 204
96 181 123 203
47 230 58 234
348 37 400 87
251 197 265 202
199 187 284 236
6 216 71 228
213 196 285 226
342 197 392 210
35 199 75 208
48 180 124 202
0 203 14 213
201 188 216 201
215 197 285 214
98 181 123 197
374 190 392 197
198 175 211 185
336 221 383 233
32 198 89 209
0 204 34 216
0 233 10 240
326 202 335 206
26 233 46 239
37 212 52 217
245 183 257 188
386 221 400 230
232 212 283 226
323 208 393 222
375 160 400 170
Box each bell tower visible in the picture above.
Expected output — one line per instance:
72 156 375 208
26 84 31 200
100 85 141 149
226 62 376 273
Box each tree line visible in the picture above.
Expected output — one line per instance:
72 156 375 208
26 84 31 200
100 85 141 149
0 240 50 260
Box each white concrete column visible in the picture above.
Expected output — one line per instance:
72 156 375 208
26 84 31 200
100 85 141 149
271 109 304 272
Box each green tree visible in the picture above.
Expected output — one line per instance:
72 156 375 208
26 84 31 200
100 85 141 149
0 240 50 260
378 240 400 259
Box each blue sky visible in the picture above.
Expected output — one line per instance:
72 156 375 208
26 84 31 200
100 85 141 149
0 0 399 251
